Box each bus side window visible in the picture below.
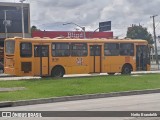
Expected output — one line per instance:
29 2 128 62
71 43 88 56
34 46 48 57
52 43 70 57
34 46 40 57
20 42 32 57
104 43 119 56
41 46 49 57
120 43 134 56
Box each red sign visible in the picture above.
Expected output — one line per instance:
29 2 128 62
32 31 113 39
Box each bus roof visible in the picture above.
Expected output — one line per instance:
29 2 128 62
6 37 148 44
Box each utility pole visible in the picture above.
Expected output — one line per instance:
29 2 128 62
3 10 14 38
150 15 159 69
4 10 8 38
20 0 25 38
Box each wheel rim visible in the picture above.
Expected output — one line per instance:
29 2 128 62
54 68 62 77
52 67 64 77
124 68 130 74
123 66 131 74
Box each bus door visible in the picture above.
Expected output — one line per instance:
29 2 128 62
89 45 101 73
34 45 49 76
136 45 148 71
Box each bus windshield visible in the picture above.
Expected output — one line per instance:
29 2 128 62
5 40 15 54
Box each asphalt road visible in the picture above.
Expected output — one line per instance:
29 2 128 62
0 93 160 120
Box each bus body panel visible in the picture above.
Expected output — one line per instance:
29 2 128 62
103 56 136 73
4 37 150 77
69 57 89 74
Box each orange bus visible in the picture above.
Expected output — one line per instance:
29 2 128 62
4 37 150 77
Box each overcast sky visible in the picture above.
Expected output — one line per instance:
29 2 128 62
1 0 160 38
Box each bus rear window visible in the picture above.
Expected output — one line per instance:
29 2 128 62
5 40 15 54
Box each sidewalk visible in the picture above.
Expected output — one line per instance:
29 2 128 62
0 87 26 92
0 70 160 81
0 74 40 81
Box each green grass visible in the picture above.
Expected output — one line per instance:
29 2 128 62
0 74 160 101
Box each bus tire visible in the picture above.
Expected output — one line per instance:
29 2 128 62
121 64 132 75
51 66 65 77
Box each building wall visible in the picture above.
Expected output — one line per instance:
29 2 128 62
0 2 31 39
32 31 113 39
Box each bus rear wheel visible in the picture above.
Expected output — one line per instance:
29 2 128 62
51 66 64 77
122 65 132 75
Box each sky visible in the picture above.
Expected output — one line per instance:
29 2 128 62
1 0 160 38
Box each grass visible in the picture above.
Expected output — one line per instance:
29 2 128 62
0 74 160 101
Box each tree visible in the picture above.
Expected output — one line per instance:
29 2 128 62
31 25 41 32
31 25 41 37
126 25 154 44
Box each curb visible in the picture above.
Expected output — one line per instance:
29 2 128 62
0 89 160 108
0 101 12 108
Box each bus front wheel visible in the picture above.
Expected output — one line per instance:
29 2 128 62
121 65 132 75
51 66 65 77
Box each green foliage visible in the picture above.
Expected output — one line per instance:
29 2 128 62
126 25 154 44
31 25 41 36
0 74 160 101
31 25 41 31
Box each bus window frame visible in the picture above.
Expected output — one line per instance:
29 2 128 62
71 43 88 57
90 45 101 56
52 42 70 57
5 40 15 55
34 45 49 57
104 43 119 56
20 42 32 57
119 43 134 56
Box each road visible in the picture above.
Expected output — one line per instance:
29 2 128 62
0 93 160 120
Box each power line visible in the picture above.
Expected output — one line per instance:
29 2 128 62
155 20 160 28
